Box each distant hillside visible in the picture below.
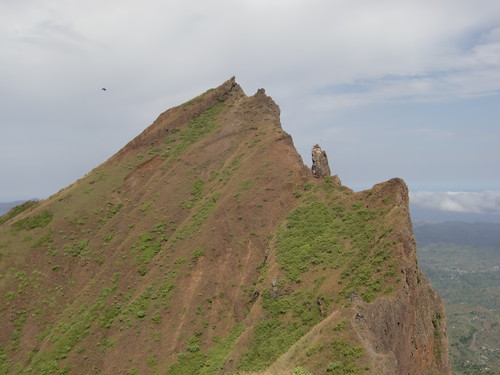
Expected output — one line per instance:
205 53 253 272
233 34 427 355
0 200 37 216
415 221 500 248
416 221 500 374
0 78 451 375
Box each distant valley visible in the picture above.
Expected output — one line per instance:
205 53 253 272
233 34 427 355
0 201 30 216
415 221 500 374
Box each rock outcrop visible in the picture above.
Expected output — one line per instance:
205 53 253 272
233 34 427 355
311 144 331 178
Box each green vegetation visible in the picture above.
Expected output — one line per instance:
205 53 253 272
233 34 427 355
164 103 226 161
0 200 38 225
182 96 204 108
276 202 345 281
165 335 204 375
302 336 366 374
148 146 161 155
94 202 123 226
95 170 107 181
64 238 89 258
191 248 206 263
32 230 53 248
165 323 243 375
141 201 152 213
292 368 313 375
238 187 399 372
132 233 162 271
118 271 178 327
238 288 327 371
164 135 177 144
303 181 316 191
175 191 221 241
12 210 53 231
0 345 12 374
181 178 206 209
102 231 114 244
26 303 99 373
210 154 243 184
431 312 444 364
131 221 170 272
275 199 396 301
238 179 254 191
326 339 364 374
9 309 27 351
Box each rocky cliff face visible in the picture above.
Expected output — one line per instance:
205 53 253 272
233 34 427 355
349 179 451 374
0 78 450 374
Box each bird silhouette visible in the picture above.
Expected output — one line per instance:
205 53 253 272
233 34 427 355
101 88 107 91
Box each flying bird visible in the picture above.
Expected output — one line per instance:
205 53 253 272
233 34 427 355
101 88 107 91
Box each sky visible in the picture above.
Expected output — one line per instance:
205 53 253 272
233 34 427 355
1 0 499 218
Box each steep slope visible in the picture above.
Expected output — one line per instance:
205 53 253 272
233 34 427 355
0 78 451 375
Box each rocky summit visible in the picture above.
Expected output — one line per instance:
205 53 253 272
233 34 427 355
0 78 451 375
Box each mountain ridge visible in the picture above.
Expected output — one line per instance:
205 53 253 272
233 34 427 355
0 78 451 374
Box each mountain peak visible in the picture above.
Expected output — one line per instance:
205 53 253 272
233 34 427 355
0 80 451 374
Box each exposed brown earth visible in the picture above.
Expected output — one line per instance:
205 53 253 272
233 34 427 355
0 78 451 374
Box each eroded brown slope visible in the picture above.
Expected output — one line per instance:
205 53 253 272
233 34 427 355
0 78 450 375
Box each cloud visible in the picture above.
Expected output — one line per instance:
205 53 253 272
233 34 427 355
0 0 499 200
410 191 500 214
2 0 500 98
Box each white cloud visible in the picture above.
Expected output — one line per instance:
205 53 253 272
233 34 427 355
410 191 500 214
0 0 499 200
2 0 500 97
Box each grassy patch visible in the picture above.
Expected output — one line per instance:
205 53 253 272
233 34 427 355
275 198 396 302
0 345 12 374
9 309 28 351
166 323 243 375
276 202 346 282
238 288 326 372
323 339 364 374
32 230 54 248
148 146 161 155
182 96 204 108
191 248 206 263
210 154 243 184
131 221 170 272
181 179 206 209
64 238 90 258
238 179 254 191
175 192 221 241
164 103 226 160
131 233 162 268
26 302 101 374
12 210 53 231
0 200 38 225
117 270 177 328
165 335 206 375
95 202 123 225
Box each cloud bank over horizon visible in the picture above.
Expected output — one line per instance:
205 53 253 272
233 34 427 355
410 190 500 214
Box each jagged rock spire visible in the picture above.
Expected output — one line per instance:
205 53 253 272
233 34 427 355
311 144 331 178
